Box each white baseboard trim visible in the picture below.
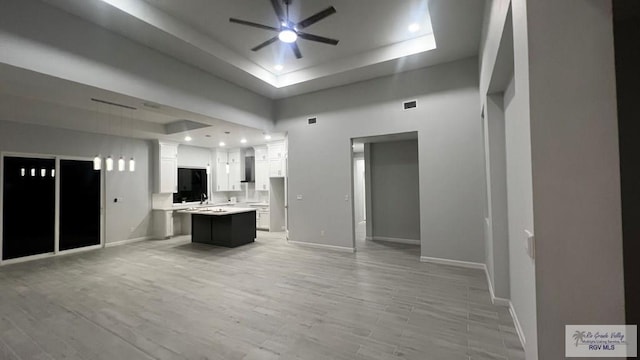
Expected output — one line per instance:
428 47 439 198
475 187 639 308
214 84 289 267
420 256 523 349
483 265 511 307
288 240 355 253
420 256 485 269
105 236 151 248
509 301 527 348
0 236 152 266
0 252 55 266
371 236 420 245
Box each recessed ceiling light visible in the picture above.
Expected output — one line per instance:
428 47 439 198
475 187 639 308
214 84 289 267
274 64 284 71
264 134 272 140
278 29 297 43
240 138 247 144
219 141 226 147
408 23 420 33
185 136 192 141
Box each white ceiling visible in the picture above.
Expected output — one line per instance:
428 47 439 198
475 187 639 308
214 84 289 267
40 0 485 98
0 0 484 146
0 63 284 148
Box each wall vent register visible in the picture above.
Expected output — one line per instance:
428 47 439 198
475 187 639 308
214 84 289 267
403 100 417 110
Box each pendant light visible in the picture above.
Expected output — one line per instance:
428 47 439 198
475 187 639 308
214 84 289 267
106 156 114 171
93 155 102 170
128 112 135 172
118 156 125 172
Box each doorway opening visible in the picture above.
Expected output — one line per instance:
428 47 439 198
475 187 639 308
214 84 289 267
351 132 420 253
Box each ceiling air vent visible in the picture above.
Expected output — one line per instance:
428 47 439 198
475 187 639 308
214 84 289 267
308 117 317 125
403 100 417 110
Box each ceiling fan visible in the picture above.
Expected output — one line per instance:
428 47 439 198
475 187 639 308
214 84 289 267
229 0 339 59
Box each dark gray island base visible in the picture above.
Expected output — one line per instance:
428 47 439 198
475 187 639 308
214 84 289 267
184 208 257 248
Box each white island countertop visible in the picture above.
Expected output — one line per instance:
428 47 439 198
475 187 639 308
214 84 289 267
176 206 257 216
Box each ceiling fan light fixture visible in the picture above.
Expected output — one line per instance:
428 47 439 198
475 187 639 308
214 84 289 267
279 29 298 43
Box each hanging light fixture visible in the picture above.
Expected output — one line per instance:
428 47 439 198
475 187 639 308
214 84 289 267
106 156 114 171
40 168 46 177
129 157 135 172
51 169 55 177
20 168 25 177
93 155 102 170
30 168 36 177
118 156 125 171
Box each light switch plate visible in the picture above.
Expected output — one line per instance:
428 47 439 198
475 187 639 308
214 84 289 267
296 195 303 200
524 229 535 260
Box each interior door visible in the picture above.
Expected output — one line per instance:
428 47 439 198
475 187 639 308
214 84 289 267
59 159 101 251
2 156 56 260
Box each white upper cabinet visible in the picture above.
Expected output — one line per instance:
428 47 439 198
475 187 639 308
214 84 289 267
267 141 286 178
228 149 241 164
228 149 241 191
254 146 268 161
157 142 178 193
214 148 242 192
267 142 285 160
254 145 269 191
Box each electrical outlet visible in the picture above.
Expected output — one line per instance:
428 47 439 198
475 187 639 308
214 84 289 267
344 194 349 201
297 195 303 200
320 230 325 237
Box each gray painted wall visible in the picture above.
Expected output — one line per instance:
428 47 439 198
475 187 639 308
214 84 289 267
276 58 485 262
352 154 365 224
483 94 510 299
364 144 374 239
0 120 152 244
503 75 537 354
527 1 625 358
480 1 626 358
270 178 286 232
480 1 538 356
369 140 420 241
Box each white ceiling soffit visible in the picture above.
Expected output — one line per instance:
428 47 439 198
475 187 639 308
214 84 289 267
38 0 478 98
0 63 284 148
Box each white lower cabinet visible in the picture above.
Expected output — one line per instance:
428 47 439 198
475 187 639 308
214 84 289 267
257 210 270 230
153 210 173 239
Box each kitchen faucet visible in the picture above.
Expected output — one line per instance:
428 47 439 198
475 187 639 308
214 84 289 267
200 193 208 204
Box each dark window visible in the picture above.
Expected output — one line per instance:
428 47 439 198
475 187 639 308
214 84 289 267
173 168 208 203
2 157 55 259
59 160 101 251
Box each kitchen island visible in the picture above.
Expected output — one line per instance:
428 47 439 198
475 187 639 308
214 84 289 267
178 207 257 247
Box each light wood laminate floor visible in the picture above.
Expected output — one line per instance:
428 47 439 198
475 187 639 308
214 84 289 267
0 232 525 360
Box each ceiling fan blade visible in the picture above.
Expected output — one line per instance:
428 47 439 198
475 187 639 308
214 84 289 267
270 0 286 24
296 6 337 29
290 42 302 59
251 36 279 52
229 18 279 31
297 32 339 45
